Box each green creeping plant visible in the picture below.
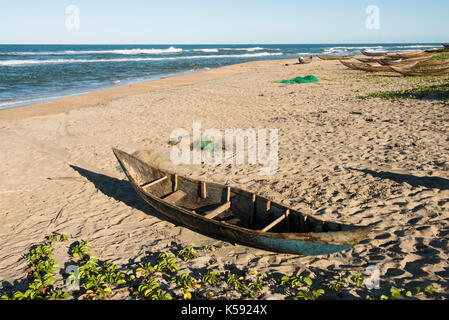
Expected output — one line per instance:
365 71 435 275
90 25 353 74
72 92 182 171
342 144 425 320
70 240 91 259
76 257 127 299
47 233 68 242
202 271 222 286
424 285 435 296
136 262 155 277
296 289 325 301
171 272 196 289
226 273 242 290
359 83 449 101
133 279 172 300
390 289 404 300
329 274 345 292
281 275 313 288
49 289 70 300
153 253 179 273
244 275 265 298
152 290 172 300
177 243 199 262
350 273 365 288
6 238 70 300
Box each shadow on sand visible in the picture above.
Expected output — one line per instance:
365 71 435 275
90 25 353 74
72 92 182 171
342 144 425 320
347 167 449 191
69 165 171 222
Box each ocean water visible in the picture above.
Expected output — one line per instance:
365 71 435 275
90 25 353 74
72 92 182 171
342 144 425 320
0 43 443 110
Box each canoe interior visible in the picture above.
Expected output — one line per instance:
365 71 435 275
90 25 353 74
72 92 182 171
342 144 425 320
119 150 357 235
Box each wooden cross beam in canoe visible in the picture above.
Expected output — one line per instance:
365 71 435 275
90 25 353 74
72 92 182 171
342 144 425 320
204 202 231 219
140 176 168 189
260 209 291 233
163 190 187 204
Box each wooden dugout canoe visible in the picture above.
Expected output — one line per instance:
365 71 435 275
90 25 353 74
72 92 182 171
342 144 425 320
339 60 362 70
340 60 400 73
413 59 449 68
317 55 352 61
361 50 387 57
298 57 312 64
356 56 401 63
389 65 449 77
425 48 448 53
112 148 372 256
386 50 427 59
376 55 432 66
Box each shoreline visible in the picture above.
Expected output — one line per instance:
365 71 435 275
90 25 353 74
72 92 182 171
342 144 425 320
0 68 207 112
0 58 294 121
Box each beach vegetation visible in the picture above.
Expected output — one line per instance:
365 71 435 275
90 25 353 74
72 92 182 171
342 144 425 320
296 289 324 300
70 240 91 259
350 273 365 288
243 274 265 298
177 243 199 262
281 275 312 288
133 278 172 300
328 274 345 291
2 238 70 300
430 53 449 61
226 273 242 290
153 253 179 273
47 233 68 242
1 237 443 301
359 83 449 101
202 271 223 286
171 272 196 289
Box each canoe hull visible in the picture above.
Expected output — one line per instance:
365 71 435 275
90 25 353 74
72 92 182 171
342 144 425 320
389 66 449 77
361 50 386 57
113 148 372 256
298 57 312 64
317 55 352 61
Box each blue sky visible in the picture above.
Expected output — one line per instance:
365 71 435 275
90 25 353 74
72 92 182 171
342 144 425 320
0 0 447 44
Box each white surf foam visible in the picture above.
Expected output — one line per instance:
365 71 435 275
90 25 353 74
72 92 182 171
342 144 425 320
0 52 283 67
0 46 184 56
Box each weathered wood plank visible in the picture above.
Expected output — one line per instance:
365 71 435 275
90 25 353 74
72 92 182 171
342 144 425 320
163 190 187 204
141 176 168 189
261 209 290 233
204 202 231 219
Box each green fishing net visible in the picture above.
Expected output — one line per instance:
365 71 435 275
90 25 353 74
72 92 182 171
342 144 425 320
273 75 319 86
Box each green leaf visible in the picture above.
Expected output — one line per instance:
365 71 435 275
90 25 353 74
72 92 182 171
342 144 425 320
390 289 404 300
424 286 435 295
302 277 313 287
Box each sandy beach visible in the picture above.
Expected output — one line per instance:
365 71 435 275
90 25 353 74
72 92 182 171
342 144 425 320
1 57 448 299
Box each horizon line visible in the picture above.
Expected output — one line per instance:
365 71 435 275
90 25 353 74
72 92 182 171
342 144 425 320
0 41 446 46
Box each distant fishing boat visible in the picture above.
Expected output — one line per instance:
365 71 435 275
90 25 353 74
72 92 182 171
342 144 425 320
317 55 352 61
361 50 387 57
340 61 400 73
298 57 312 64
389 65 449 77
376 55 432 66
413 59 449 68
113 148 373 256
386 50 427 59
339 60 361 70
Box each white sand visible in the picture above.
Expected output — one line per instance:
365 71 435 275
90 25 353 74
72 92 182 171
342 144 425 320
1 58 448 299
